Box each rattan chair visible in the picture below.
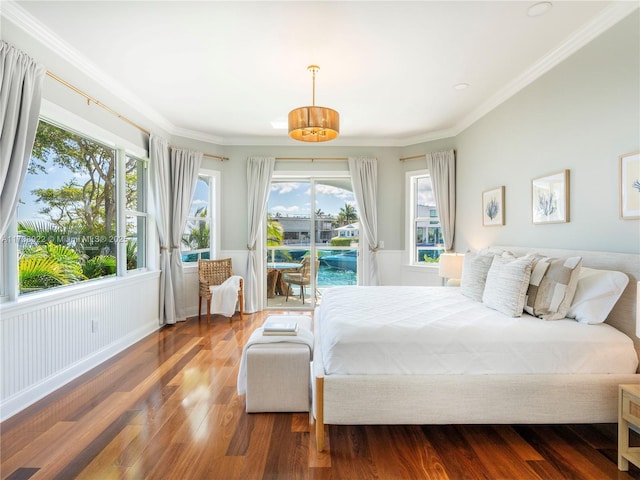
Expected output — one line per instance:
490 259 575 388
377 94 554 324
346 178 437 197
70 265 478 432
198 258 244 323
284 256 320 304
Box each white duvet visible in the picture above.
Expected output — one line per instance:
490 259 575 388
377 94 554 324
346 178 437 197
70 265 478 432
317 286 638 376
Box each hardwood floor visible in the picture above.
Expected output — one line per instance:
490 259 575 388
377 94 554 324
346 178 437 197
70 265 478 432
2 310 640 480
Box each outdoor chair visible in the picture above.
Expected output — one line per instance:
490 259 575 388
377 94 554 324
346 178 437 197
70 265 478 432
284 256 320 304
198 258 244 323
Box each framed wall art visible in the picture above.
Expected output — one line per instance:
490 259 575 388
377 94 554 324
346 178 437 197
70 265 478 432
531 170 570 224
482 186 505 226
619 150 640 220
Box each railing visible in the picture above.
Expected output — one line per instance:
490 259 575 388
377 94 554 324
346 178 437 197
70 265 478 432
416 245 445 264
266 246 358 291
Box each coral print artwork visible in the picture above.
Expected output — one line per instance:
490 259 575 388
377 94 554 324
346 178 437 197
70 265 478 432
482 186 505 226
532 170 570 224
620 151 640 220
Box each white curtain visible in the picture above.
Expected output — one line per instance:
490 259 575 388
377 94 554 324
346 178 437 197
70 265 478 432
0 41 45 237
169 148 202 320
426 149 456 251
348 157 379 286
245 156 274 313
149 135 175 324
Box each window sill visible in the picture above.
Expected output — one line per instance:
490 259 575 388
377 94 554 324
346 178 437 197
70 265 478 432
403 263 440 270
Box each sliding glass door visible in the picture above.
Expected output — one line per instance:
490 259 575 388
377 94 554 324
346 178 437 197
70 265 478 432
265 176 358 309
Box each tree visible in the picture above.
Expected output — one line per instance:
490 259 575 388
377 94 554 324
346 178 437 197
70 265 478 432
266 214 284 246
337 203 358 226
17 121 136 290
182 207 210 250
30 122 119 238
315 208 325 218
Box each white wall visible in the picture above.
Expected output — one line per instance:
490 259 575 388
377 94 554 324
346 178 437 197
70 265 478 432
453 11 639 254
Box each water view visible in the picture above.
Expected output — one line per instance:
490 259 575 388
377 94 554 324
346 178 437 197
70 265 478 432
266 247 357 308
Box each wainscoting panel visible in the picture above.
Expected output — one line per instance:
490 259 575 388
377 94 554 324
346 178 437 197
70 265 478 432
0 272 160 421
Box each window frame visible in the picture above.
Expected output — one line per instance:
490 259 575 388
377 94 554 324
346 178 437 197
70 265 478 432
181 169 220 266
405 169 445 267
0 103 150 302
119 151 149 275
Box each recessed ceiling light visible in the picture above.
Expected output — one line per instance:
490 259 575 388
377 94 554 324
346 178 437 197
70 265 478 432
453 83 469 90
527 2 552 17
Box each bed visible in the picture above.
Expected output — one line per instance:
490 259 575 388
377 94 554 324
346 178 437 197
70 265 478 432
311 247 640 451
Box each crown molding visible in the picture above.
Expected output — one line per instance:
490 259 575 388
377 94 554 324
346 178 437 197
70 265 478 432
170 125 226 146
453 1 639 136
3 0 175 137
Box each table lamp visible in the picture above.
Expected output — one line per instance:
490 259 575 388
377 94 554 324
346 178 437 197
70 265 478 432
438 253 464 286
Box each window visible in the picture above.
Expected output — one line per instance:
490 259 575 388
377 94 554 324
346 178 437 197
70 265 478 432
10 119 148 296
124 155 147 271
407 170 445 264
181 173 218 263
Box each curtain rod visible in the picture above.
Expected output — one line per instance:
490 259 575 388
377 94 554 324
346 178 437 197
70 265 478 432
275 157 348 161
399 154 426 162
399 150 456 162
45 70 229 161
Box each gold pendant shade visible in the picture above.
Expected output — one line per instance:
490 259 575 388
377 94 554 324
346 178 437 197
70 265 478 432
288 65 340 142
288 106 340 142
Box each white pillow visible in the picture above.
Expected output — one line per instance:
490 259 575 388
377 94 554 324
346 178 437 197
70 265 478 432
482 255 535 317
566 267 629 324
460 251 496 302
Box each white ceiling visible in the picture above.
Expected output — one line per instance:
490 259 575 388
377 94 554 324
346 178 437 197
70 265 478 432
5 1 638 146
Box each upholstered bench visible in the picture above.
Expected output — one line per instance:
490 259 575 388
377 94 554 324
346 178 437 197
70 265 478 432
241 315 313 413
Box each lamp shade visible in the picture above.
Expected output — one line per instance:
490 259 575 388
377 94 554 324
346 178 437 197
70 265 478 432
636 281 640 338
288 106 339 142
438 253 464 281
288 65 339 142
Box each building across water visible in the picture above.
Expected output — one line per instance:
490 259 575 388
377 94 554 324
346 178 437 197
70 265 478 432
272 215 343 245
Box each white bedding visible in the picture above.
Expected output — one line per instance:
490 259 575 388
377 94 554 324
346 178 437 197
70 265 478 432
317 286 638 376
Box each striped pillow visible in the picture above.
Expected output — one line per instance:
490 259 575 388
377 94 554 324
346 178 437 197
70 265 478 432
460 252 496 302
524 256 582 320
482 255 535 317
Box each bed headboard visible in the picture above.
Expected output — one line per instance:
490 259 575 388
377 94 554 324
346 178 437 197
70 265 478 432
495 246 640 363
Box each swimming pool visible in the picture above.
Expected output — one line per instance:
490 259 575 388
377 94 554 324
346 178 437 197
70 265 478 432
317 264 357 287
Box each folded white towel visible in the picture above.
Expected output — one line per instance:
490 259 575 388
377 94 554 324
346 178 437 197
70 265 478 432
237 319 314 395
209 275 242 317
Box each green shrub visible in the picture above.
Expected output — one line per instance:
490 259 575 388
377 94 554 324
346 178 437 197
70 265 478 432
330 237 352 246
83 255 116 278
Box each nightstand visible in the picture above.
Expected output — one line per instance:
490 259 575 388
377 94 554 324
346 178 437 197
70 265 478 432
619 384 640 471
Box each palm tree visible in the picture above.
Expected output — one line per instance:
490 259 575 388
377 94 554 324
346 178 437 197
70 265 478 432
19 257 70 290
315 208 325 218
18 220 66 246
126 239 138 270
182 207 210 250
337 203 358 226
184 222 210 250
266 214 284 246
19 242 87 291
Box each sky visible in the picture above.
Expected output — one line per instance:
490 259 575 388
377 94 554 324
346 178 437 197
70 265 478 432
17 156 85 222
21 171 432 225
268 182 356 218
